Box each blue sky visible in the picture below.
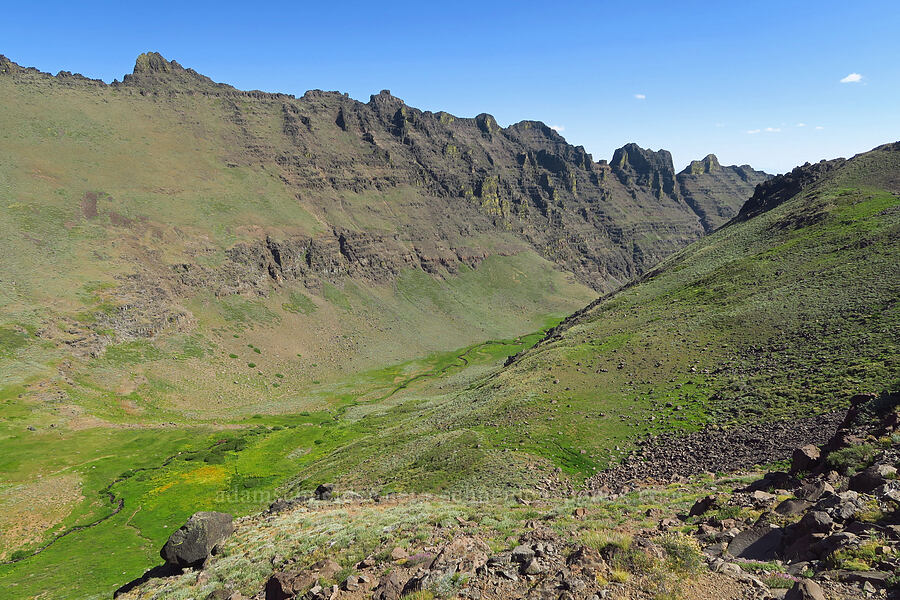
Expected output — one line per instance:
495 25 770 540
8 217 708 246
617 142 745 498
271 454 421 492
4 0 899 173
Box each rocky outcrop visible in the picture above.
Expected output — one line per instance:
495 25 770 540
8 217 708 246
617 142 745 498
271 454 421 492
609 146 770 231
611 143 679 198
170 230 512 297
735 158 846 222
684 392 900 596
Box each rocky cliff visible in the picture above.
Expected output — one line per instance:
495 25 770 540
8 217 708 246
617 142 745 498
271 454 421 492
678 154 770 230
0 52 769 294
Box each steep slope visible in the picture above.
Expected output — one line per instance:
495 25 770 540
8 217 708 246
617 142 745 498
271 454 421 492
273 142 899 496
481 141 900 476
609 144 769 232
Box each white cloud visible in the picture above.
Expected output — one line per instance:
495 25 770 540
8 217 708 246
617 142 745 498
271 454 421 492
796 123 807 127
747 127 782 134
634 94 646 100
550 125 564 132
840 73 863 83
815 126 825 130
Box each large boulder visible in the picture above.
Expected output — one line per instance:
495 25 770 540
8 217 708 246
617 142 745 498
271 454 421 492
784 579 826 600
795 480 834 502
161 511 234 569
815 491 865 521
727 525 784 561
790 445 821 473
798 511 833 535
849 464 897 493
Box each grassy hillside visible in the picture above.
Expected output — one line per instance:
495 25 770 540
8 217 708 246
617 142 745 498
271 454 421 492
264 143 900 497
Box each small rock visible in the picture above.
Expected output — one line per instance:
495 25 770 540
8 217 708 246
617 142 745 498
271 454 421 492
310 558 340 580
524 558 544 574
689 495 718 517
268 498 290 513
751 490 776 504
372 572 404 600
342 575 361 591
658 517 680 530
357 556 376 568
511 544 535 563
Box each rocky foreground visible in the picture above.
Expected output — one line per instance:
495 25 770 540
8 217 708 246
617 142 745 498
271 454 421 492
117 393 898 600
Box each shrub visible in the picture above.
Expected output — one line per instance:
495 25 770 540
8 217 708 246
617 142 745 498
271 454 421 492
660 532 702 573
827 443 877 474
762 573 798 589
583 531 657 574
247 362 256 368
826 538 887 570
712 505 743 521
608 569 629 583
582 531 631 552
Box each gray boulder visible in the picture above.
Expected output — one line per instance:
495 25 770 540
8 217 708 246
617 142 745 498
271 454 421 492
161 511 234 569
816 491 864 521
314 483 334 500
727 525 784 561
850 464 897 493
798 511 833 535
791 445 820 473
511 544 535 563
775 499 811 516
784 579 826 600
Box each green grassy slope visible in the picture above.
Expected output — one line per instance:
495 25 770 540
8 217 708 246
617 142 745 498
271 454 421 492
272 143 900 495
